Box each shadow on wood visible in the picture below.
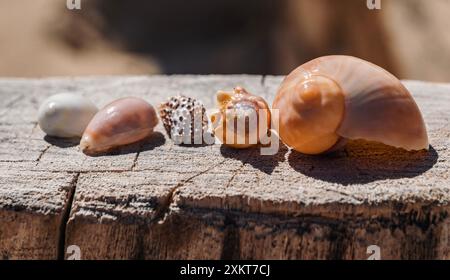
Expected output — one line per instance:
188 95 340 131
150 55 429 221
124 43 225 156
219 140 288 175
288 140 438 185
45 131 166 157
177 132 215 148
102 131 166 157
44 135 79 148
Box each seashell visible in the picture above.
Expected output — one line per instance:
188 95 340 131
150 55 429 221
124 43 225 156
38 93 98 138
272 55 429 155
158 95 208 145
80 97 158 155
210 87 271 148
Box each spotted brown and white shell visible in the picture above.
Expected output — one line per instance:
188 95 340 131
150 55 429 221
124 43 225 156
158 95 208 145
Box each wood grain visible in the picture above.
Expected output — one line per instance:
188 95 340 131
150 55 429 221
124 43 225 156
0 76 449 259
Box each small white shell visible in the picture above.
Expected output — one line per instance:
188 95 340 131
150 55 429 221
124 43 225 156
38 93 98 138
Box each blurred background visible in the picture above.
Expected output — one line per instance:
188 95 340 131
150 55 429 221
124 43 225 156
0 0 449 81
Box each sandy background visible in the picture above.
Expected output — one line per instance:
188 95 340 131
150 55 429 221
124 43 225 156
0 0 449 81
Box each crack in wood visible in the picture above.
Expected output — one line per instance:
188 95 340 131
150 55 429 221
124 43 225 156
152 159 228 224
35 145 51 165
57 172 80 260
321 187 363 203
28 122 38 138
220 215 240 260
0 159 35 163
0 121 36 125
255 170 260 188
0 94 23 111
260 75 266 86
31 168 182 174
0 95 25 120
225 163 245 189
225 151 254 188
4 94 24 108
130 152 140 171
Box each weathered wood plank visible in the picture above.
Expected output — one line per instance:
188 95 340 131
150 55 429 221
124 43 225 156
0 76 449 260
0 170 77 259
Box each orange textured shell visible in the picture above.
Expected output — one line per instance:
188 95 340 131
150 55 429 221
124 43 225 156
272 55 428 155
211 87 271 148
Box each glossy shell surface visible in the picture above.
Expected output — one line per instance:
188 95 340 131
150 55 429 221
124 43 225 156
38 93 98 138
273 56 429 154
80 97 158 155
